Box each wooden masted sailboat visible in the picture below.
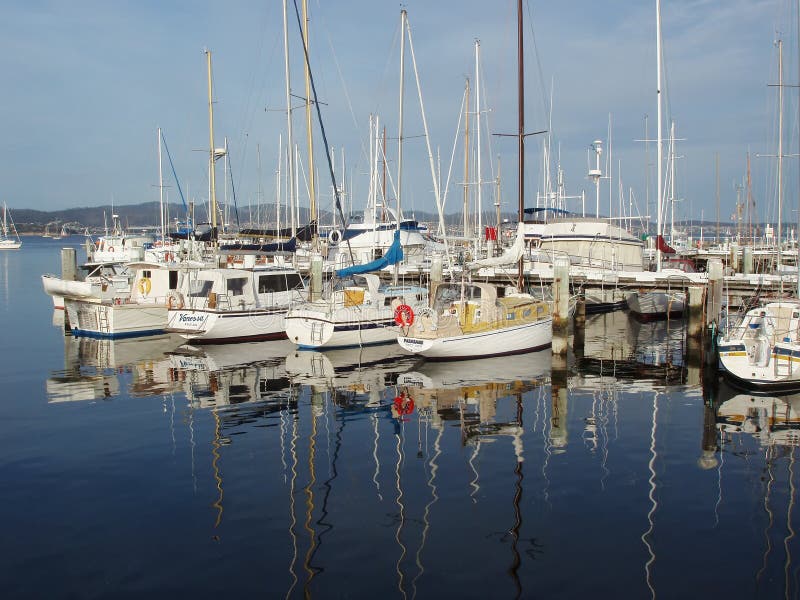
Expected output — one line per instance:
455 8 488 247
398 0 552 360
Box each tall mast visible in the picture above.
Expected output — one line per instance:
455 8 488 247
302 0 317 247
475 39 483 242
517 0 525 289
463 76 470 238
777 38 784 266
157 127 165 242
205 49 218 236
397 9 407 228
656 0 663 271
282 0 296 238
747 151 752 244
395 9 407 286
715 153 720 243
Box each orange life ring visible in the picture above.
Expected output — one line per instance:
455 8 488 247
167 292 184 310
393 395 415 416
394 304 415 327
226 255 234 265
164 251 174 262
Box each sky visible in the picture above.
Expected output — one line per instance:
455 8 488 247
1 0 798 228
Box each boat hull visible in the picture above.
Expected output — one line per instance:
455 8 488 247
285 309 399 349
64 300 167 339
626 291 685 321
719 342 800 394
167 308 289 344
398 318 553 361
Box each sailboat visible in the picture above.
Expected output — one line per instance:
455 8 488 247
398 2 553 360
0 203 22 250
717 38 800 392
285 233 428 349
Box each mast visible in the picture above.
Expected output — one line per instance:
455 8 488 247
205 49 218 237
747 151 752 244
656 0 663 271
517 0 525 289
475 39 483 243
282 0 296 238
157 127 165 242
715 153 720 244
463 77 470 238
395 9 407 286
777 38 784 269
397 9 407 228
302 0 317 247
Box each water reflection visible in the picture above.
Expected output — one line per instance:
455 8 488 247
46 334 183 402
32 309 800 598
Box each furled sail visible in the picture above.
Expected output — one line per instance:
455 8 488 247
469 223 525 270
335 230 404 277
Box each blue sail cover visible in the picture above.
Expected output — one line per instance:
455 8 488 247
335 230 403 277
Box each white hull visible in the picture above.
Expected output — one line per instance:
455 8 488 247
168 307 289 343
285 308 398 349
626 291 685 318
65 299 168 338
0 240 21 250
398 318 552 360
718 301 800 392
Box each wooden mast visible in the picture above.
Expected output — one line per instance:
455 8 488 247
517 0 524 290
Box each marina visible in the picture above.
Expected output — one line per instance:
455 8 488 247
5 0 800 596
3 231 800 599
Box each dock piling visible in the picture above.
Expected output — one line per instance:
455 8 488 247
552 256 570 355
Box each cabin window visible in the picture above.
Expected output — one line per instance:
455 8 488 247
227 277 247 296
169 270 178 290
506 312 515 320
142 270 152 279
384 297 394 307
190 280 213 297
523 308 532 318
258 273 304 293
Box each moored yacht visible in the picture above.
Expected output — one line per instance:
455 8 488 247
284 273 428 349
718 300 800 393
397 282 552 360
64 261 189 338
166 261 306 343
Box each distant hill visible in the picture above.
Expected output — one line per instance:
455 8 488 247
11 201 739 234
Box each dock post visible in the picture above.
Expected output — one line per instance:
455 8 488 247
742 246 753 275
730 242 739 273
61 247 77 282
706 258 724 329
550 354 569 450
552 256 570 356
574 292 586 360
686 286 704 338
310 253 323 301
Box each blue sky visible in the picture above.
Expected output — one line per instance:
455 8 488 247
1 0 797 227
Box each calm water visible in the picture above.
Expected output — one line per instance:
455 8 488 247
2 237 799 599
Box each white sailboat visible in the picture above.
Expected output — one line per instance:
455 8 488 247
399 1 552 360
718 300 800 392
717 38 800 392
284 272 428 349
0 203 21 250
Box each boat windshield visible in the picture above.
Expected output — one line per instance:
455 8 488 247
433 284 481 312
